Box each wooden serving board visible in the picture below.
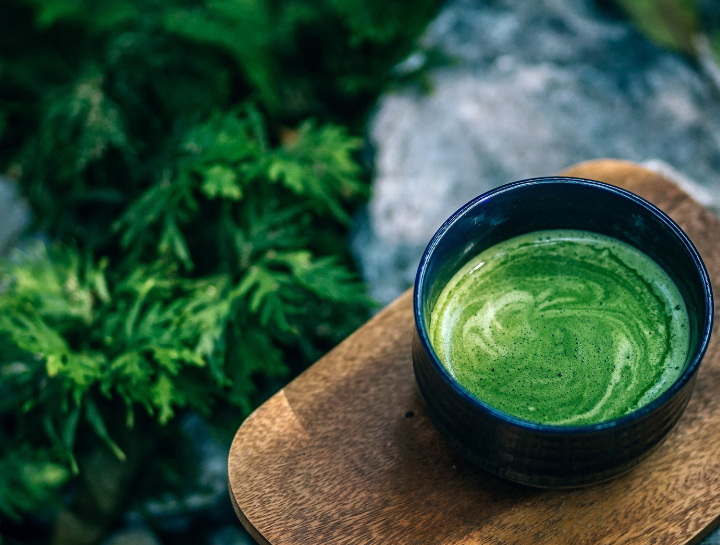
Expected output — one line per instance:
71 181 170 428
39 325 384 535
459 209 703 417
229 160 720 545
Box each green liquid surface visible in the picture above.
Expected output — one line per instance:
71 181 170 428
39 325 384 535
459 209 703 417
429 230 690 426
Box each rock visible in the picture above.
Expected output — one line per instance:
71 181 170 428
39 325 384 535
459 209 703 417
208 525 257 545
704 528 720 545
353 0 720 305
0 176 29 253
140 413 230 533
102 527 161 545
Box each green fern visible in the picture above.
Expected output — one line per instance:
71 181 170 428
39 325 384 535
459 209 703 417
0 0 440 539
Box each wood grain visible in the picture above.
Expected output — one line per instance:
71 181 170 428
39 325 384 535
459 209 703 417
229 159 720 545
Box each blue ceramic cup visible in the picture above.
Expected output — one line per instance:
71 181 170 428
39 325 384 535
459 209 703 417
412 177 713 487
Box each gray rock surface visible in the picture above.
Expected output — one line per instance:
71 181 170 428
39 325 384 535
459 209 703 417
353 0 720 305
123 412 256 544
208 525 257 545
142 413 229 529
704 529 720 545
102 527 161 545
0 176 29 253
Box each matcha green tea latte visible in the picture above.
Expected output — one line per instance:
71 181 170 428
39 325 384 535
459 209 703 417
429 230 690 426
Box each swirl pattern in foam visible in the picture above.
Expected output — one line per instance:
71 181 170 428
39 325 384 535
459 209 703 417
429 230 690 426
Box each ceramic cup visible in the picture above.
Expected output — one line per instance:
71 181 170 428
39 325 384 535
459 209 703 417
412 177 713 487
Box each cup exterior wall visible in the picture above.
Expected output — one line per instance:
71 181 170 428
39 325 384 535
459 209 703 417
412 327 698 488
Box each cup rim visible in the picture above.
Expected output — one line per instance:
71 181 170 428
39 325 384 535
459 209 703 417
413 176 714 434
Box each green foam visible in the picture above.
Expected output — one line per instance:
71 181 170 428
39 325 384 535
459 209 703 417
429 229 690 426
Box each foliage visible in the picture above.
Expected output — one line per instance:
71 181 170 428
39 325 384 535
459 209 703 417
613 0 700 53
0 0 440 539
611 0 720 64
610 0 720 92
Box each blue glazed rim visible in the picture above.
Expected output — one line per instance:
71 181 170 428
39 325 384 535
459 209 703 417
414 177 714 435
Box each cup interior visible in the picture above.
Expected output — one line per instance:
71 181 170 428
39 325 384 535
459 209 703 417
416 177 713 426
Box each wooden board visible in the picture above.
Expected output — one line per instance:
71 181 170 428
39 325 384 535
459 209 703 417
229 159 720 545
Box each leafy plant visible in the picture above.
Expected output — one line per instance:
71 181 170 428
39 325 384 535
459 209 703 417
610 0 720 93
613 0 699 53
0 0 440 542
